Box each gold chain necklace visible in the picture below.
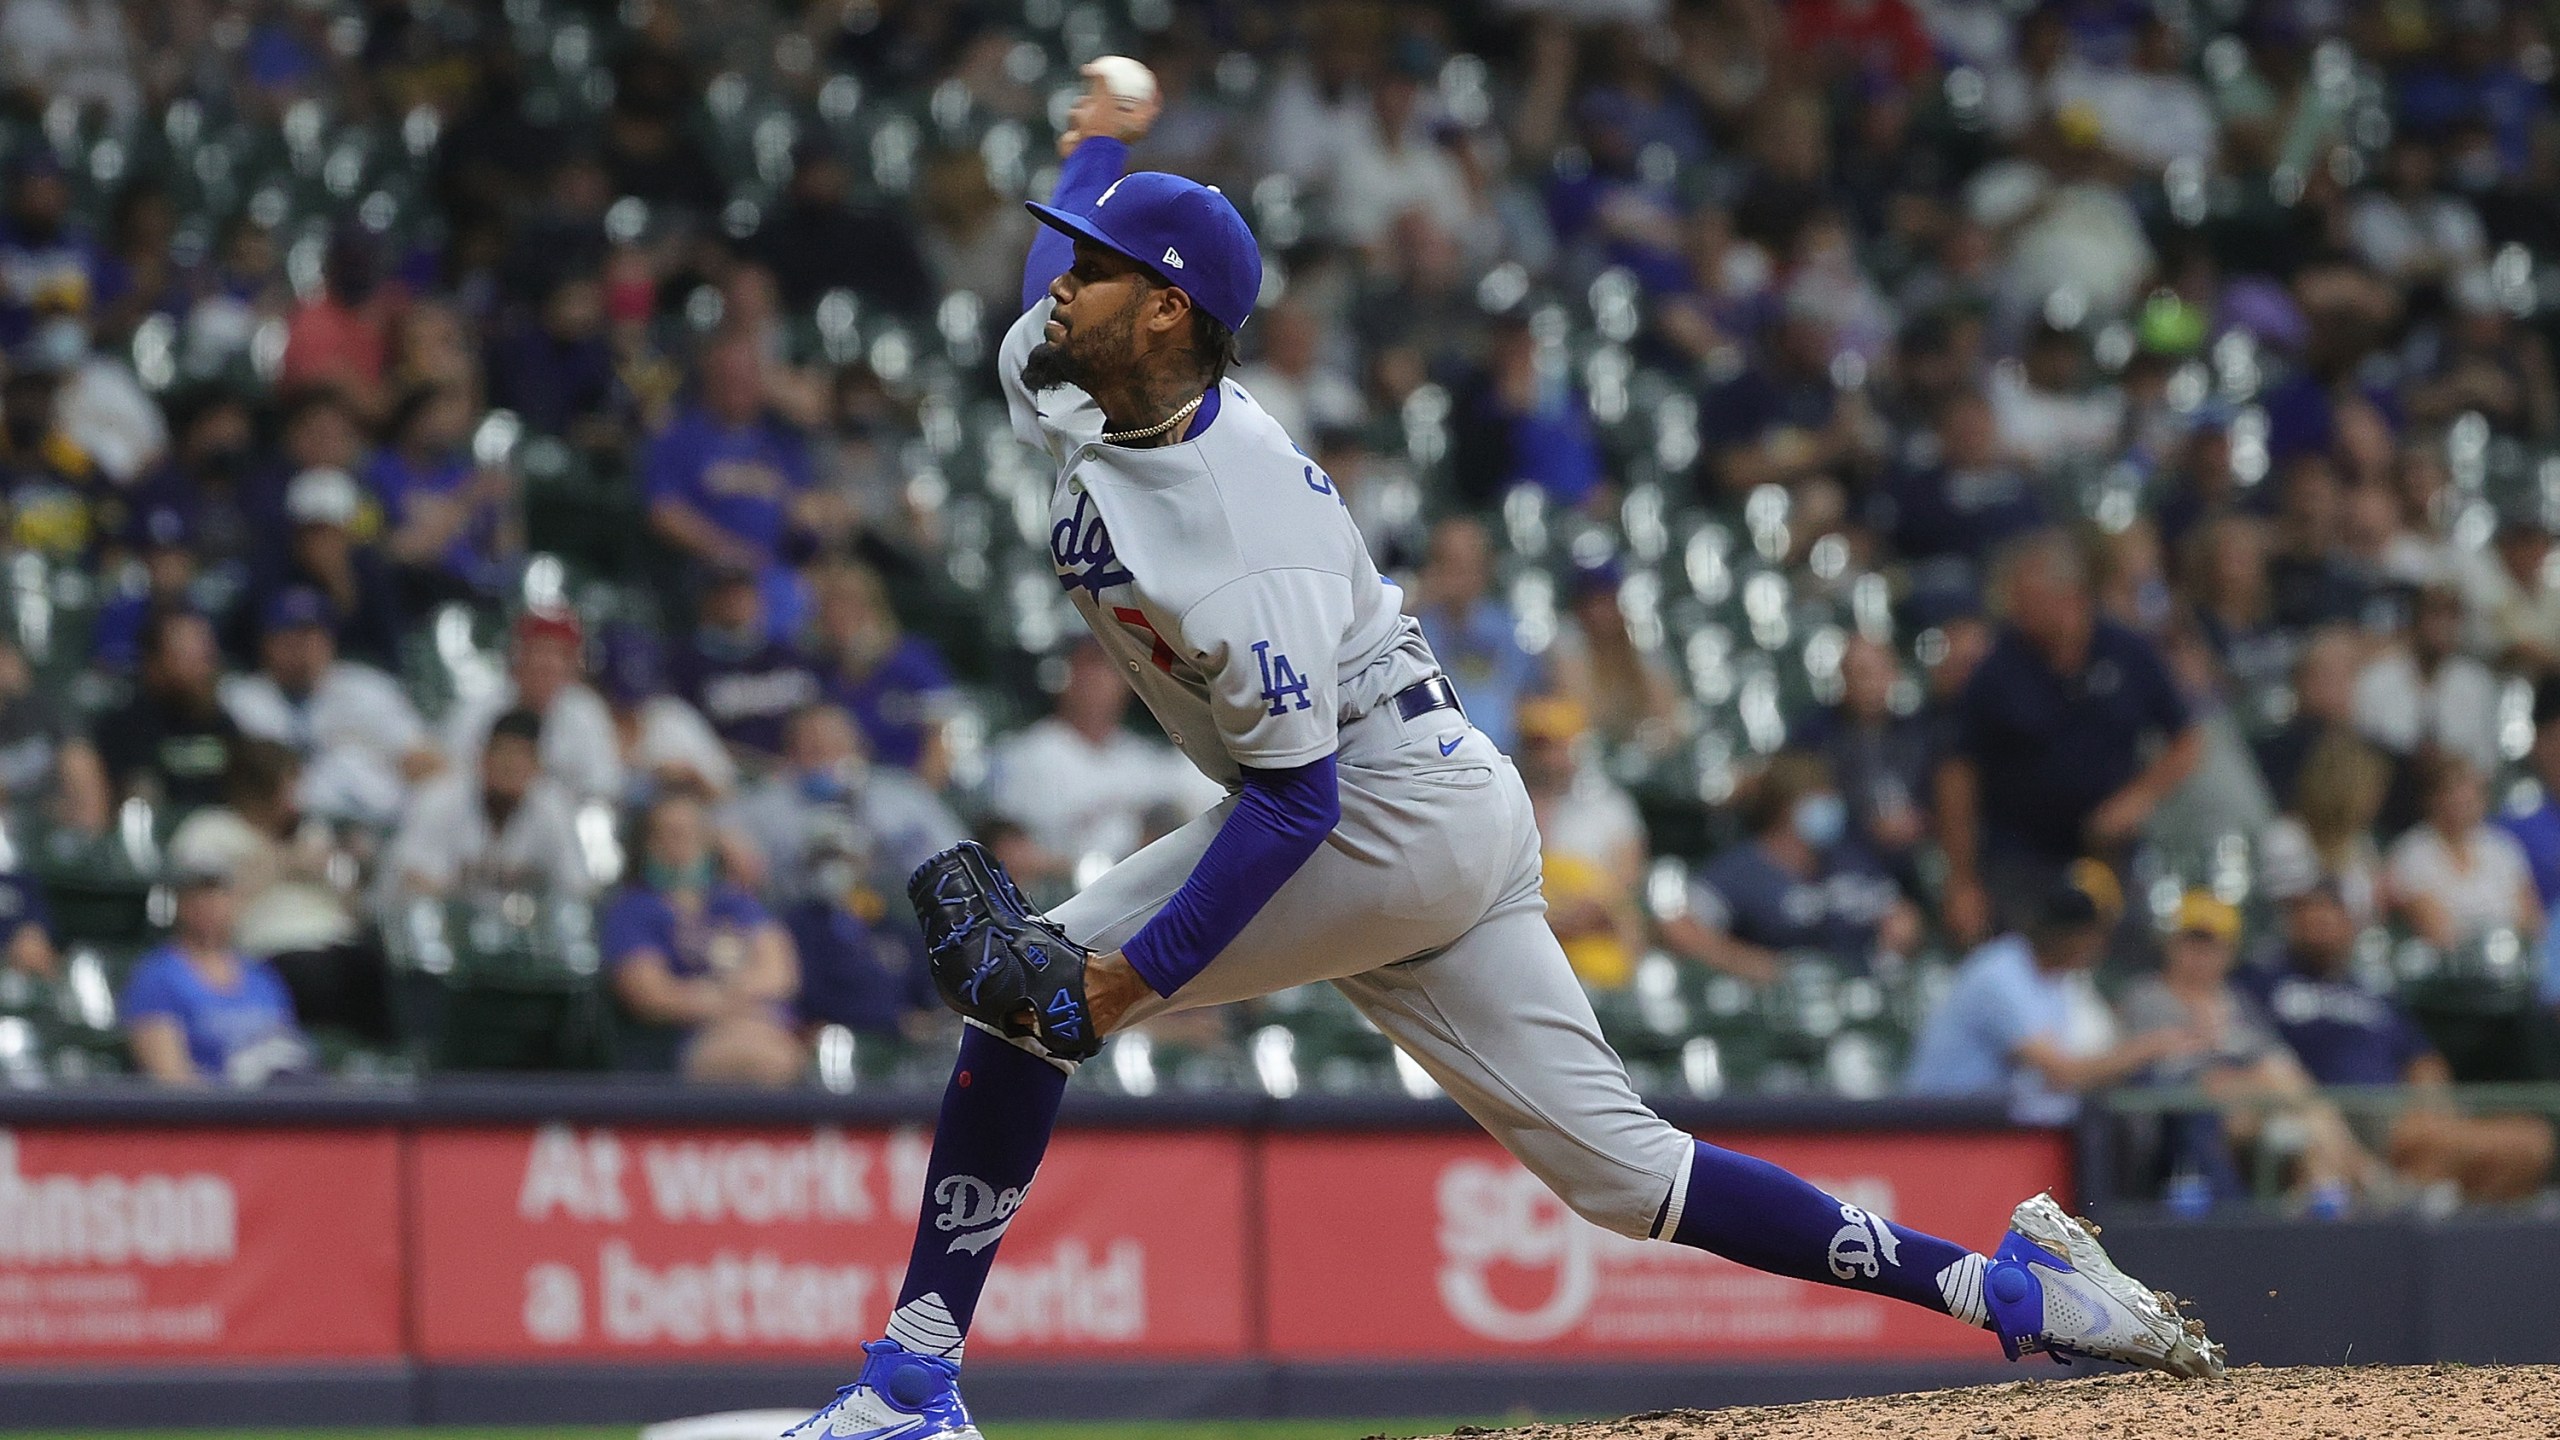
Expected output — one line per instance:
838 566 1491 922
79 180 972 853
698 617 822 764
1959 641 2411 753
1099 391 1205 445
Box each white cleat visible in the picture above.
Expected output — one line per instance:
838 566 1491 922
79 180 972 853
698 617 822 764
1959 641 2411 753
1985 1192 2228 1380
784 1340 984 1439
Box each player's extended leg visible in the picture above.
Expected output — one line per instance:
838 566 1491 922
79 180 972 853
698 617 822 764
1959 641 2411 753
1330 905 1987 1321
1336 886 2225 1377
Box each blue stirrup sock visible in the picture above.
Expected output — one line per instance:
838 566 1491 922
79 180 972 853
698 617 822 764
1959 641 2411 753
882 1025 1069 1364
1663 1140 1991 1328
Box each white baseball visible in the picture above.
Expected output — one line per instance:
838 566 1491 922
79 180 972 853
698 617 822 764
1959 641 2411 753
1088 55 1157 106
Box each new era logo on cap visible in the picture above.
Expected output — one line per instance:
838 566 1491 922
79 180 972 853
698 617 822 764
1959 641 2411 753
1028 170 1262 331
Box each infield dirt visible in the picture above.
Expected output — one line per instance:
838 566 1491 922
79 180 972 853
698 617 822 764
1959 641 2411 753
1395 1364 2560 1440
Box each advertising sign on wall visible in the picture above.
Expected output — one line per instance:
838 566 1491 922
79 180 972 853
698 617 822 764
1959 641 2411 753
409 1125 1254 1361
0 1128 403 1362
1260 1131 2072 1360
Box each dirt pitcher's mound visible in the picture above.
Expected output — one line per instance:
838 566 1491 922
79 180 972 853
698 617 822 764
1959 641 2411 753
1399 1365 2560 1440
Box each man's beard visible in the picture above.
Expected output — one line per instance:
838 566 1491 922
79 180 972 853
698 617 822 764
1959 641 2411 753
1019 338 1084 394
1020 300 1134 394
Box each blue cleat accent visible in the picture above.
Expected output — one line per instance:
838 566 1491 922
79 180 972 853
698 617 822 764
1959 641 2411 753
1984 1193 2227 1379
784 1339 982 1439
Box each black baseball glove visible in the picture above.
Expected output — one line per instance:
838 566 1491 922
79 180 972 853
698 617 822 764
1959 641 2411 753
907 840 1102 1061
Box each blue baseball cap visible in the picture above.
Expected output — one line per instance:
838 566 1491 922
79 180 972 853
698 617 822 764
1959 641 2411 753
262 585 334 636
1026 171 1262 332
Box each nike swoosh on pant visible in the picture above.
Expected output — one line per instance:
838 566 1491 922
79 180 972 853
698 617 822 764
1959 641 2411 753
1439 735 1464 755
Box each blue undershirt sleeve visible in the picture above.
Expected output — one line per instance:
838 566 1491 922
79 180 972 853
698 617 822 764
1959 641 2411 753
1118 753 1340 997
1023 137 1129 312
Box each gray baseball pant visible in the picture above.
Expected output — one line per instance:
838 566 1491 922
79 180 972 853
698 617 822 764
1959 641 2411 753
1046 701 1697 1240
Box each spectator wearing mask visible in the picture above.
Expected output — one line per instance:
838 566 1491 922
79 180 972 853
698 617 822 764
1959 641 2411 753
728 704 962 907
670 565 825 760
729 704 961 1039
384 708 592 905
219 587 440 826
644 332 818 634
1662 751 1917 985
443 609 622 803
371 383 519 608
2387 753 2541 952
93 608 240 817
166 740 387 1042
1411 516 1540 755
985 638 1223 883
2353 580 2503 774
121 858 311 1086
1938 531 2199 942
2243 880 2554 1201
1793 634 1933 869
594 624 734 805
1515 695 1648 989
604 791 805 1086
808 562 956 780
1905 865 2196 1121
2119 892 2378 1207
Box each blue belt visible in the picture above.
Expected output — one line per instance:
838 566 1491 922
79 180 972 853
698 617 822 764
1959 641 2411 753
1392 675 1464 722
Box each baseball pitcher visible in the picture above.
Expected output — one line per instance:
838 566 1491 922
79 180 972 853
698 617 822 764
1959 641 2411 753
790 65 2224 1440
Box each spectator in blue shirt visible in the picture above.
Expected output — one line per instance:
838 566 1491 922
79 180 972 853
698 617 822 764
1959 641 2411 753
1661 751 1918 984
485 270 620 443
1937 530 2200 943
808 561 956 781
121 861 310 1086
373 383 519 607
1448 313 1607 512
670 566 824 760
1905 866 2197 1121
1700 304 1882 497
644 331 817 636
2243 879 2554 1202
603 791 806 1085
1869 390 2043 583
1412 516 1541 755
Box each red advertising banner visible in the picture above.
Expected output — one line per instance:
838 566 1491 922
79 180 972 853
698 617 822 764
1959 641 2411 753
0 1127 403 1362
410 1125 1252 1361
1262 1131 2070 1361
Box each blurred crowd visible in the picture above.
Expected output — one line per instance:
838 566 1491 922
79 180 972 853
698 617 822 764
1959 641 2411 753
0 0 2557 1207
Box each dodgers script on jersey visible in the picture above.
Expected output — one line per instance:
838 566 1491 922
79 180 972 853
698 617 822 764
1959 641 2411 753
998 297 1438 786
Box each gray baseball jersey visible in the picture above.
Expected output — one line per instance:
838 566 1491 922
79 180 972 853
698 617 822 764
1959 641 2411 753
992 295 1700 1247
998 298 1438 786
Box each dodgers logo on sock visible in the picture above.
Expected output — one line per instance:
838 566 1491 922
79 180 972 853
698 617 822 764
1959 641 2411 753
934 1173 1030 1256
1826 1202 1903 1281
